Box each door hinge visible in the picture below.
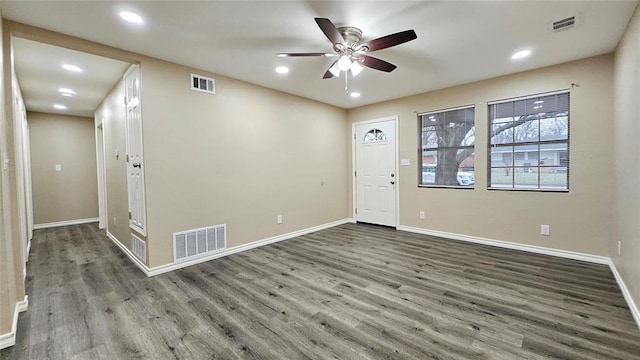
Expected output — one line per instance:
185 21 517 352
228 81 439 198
354 171 357 177
353 134 356 140
355 208 357 214
124 95 127 105
126 154 129 162
128 212 132 220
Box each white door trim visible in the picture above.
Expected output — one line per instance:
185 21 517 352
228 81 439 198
351 115 399 227
95 121 107 229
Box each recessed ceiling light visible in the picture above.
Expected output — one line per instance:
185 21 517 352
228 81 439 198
120 11 144 24
58 88 75 95
61 93 73 97
534 100 544 104
511 49 531 60
53 104 67 110
350 92 361 98
275 66 289 74
62 64 82 73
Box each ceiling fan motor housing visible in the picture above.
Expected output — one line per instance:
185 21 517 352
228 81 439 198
337 26 364 52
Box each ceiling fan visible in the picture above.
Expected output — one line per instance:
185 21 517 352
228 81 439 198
277 18 417 79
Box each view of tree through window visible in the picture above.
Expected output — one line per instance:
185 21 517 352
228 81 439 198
488 91 569 190
419 106 475 187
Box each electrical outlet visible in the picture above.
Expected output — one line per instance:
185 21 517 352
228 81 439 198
277 215 283 224
419 211 425 220
618 241 622 256
540 224 550 236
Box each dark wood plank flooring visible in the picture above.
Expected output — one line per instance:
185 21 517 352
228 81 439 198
1 222 639 359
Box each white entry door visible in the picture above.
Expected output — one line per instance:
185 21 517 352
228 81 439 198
355 119 397 227
124 65 147 235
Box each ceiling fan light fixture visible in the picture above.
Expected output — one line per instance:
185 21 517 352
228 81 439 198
350 61 363 77
337 55 352 71
329 63 342 78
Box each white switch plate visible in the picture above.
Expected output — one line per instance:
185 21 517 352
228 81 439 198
55 164 62 172
419 211 425 220
617 241 622 256
541 224 550 236
277 215 283 224
2 152 8 171
401 158 411 166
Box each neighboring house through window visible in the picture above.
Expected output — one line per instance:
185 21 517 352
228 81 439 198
488 91 570 191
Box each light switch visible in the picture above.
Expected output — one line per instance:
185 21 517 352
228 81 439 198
55 164 62 172
401 158 411 166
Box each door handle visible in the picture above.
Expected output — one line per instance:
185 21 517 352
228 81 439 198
390 181 395 185
132 163 141 168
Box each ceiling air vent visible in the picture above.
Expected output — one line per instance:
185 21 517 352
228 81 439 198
551 16 576 33
191 73 215 94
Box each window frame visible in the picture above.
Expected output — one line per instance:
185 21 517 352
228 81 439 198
417 104 476 189
487 90 570 192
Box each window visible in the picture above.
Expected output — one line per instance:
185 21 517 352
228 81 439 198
488 91 569 191
419 106 475 187
363 129 386 142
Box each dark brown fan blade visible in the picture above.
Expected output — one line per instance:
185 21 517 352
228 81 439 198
315 18 345 47
359 30 417 52
277 52 332 57
323 60 338 79
360 55 397 72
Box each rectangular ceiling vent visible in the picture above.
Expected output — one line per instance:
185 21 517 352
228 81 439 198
191 73 215 94
173 224 226 263
131 234 147 265
551 16 576 33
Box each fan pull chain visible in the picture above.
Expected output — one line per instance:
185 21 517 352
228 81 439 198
345 72 349 94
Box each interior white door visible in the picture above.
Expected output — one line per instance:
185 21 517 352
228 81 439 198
124 65 147 235
355 119 397 227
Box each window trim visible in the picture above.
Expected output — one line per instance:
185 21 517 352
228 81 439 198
418 104 476 189
487 90 570 192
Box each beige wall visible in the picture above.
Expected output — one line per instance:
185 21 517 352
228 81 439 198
95 78 132 251
141 59 348 267
612 4 640 317
28 112 98 225
347 54 614 256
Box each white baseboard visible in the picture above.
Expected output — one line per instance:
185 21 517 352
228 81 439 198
106 231 152 276
34 217 99 230
147 218 352 277
397 225 610 265
0 296 29 350
608 259 640 330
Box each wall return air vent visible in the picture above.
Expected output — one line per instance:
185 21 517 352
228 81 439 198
131 234 147 265
191 73 215 94
551 16 577 33
173 224 227 263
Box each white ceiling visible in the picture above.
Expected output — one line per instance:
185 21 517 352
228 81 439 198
1 1 637 114
12 37 131 117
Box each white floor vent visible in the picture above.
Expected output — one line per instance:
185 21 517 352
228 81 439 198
173 224 226 263
131 234 147 264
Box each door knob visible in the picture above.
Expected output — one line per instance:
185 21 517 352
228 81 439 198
132 163 141 168
391 173 395 177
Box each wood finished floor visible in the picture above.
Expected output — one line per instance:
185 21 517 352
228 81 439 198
2 223 640 360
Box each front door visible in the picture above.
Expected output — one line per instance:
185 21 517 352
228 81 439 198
355 119 397 227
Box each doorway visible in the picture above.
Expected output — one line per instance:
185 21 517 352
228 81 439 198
353 117 398 227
